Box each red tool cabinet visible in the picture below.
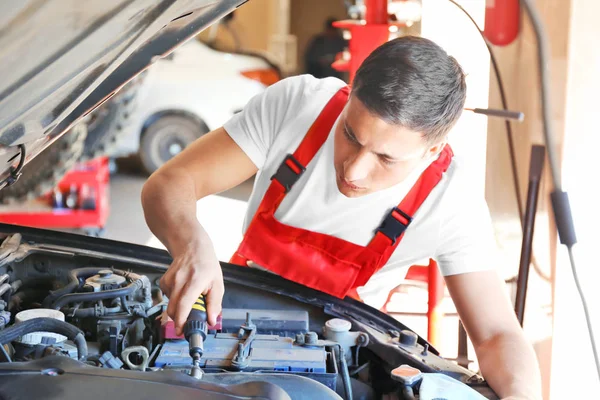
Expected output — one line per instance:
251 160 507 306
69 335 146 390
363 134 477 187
0 157 110 235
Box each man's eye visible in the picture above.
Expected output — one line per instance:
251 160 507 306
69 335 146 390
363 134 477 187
344 129 359 144
380 156 396 166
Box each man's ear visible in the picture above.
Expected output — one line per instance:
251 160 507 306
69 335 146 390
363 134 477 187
425 137 448 159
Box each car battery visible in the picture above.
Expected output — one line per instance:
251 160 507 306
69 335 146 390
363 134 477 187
153 340 191 368
154 334 338 391
201 333 326 373
154 334 325 372
220 309 309 337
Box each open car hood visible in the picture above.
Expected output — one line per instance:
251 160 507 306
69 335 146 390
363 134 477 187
0 0 245 189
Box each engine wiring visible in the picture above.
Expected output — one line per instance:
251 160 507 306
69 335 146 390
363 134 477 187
449 0 599 382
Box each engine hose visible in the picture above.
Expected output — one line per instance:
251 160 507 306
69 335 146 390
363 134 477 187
42 267 107 308
50 280 143 310
64 305 122 318
0 317 87 361
67 298 123 318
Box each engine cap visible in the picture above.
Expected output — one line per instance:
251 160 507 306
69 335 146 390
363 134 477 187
391 364 423 385
15 309 68 344
325 318 352 333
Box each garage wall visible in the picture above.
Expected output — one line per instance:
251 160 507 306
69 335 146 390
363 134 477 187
550 0 600 398
197 0 279 55
289 0 348 75
482 1 600 399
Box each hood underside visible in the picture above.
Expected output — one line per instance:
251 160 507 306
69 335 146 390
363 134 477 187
0 0 245 189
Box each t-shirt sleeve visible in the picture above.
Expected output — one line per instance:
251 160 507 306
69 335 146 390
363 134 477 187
223 75 307 169
434 192 500 276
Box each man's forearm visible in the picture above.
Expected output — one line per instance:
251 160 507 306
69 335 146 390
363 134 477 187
476 331 542 400
141 169 208 257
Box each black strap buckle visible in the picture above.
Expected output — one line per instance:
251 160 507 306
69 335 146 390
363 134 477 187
271 154 306 193
377 207 413 245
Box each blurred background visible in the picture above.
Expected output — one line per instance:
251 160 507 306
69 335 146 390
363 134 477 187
0 1 597 398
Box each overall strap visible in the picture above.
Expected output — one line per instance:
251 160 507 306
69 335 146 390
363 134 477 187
368 145 454 255
270 86 351 197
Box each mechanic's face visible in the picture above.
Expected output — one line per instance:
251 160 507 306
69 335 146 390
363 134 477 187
333 96 446 198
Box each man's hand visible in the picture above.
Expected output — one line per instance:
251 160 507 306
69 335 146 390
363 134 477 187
160 240 224 335
141 127 257 335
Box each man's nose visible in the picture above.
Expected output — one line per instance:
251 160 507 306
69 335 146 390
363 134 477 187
344 151 371 182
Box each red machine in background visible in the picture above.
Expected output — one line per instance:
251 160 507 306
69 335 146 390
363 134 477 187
0 157 110 236
332 0 392 83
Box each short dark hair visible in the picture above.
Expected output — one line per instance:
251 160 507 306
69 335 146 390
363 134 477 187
352 36 467 143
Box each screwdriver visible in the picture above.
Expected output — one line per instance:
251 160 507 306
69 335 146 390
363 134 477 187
184 294 208 379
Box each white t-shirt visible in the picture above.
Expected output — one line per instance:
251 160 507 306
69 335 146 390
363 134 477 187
223 74 498 309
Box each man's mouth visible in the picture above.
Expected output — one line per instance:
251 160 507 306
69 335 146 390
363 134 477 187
340 177 365 191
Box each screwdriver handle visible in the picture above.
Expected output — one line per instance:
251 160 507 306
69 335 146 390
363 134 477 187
190 295 207 320
184 295 208 340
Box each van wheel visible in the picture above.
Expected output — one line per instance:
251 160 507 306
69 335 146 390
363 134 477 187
138 115 208 175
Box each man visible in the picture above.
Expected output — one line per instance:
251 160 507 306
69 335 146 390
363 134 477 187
305 17 347 80
141 36 542 399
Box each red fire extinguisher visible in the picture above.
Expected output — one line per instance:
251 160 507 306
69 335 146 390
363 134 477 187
484 0 520 46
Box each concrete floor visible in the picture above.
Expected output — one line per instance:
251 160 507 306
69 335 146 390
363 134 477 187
104 168 253 261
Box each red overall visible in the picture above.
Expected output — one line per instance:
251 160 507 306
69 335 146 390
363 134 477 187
230 86 453 299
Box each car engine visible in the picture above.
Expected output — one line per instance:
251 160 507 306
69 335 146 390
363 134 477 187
0 267 368 399
0 232 497 400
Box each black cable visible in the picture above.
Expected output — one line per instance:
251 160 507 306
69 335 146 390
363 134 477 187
50 280 142 310
519 0 599 382
0 318 88 361
447 0 552 283
11 145 26 178
0 145 27 190
449 0 598 381
567 247 599 370
447 0 523 218
42 267 106 308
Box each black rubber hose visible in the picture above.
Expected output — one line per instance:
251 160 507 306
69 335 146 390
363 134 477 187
42 267 106 308
64 305 121 318
50 280 143 310
0 318 87 360
44 268 148 310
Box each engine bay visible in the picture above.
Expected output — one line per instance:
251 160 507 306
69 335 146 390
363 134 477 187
0 230 498 400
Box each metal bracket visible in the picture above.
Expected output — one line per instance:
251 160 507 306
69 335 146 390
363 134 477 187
231 312 256 369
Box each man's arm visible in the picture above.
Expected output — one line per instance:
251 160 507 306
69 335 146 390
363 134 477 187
141 127 257 333
445 270 542 400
